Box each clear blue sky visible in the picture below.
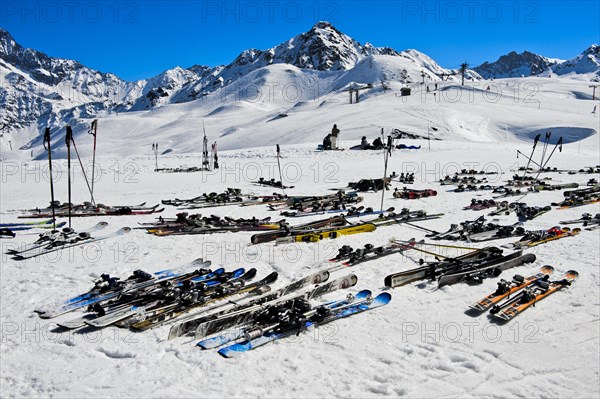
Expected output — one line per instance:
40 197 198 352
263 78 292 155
1 1 598 81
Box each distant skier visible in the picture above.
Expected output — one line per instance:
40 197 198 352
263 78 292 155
330 124 340 149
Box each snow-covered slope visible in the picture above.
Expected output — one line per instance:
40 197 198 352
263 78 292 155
1 137 599 398
6 71 594 162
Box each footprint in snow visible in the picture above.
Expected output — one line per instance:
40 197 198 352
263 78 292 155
96 347 136 359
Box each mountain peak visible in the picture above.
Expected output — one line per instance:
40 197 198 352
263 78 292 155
311 21 336 31
473 50 557 78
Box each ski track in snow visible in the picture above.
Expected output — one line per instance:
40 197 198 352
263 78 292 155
1 77 600 398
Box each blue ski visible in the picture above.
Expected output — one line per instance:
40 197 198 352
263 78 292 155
217 292 391 357
198 290 372 350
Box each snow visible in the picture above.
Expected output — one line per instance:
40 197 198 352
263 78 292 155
1 74 599 398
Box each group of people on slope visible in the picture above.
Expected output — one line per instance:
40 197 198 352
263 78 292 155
360 136 384 150
322 125 417 151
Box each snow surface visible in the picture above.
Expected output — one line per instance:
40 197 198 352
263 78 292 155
1 75 599 398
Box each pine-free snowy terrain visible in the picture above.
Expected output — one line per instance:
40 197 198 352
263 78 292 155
1 72 599 398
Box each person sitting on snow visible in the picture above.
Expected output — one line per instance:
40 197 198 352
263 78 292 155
323 134 332 150
372 137 384 149
361 136 370 149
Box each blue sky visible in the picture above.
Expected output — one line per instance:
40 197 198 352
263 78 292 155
1 1 598 81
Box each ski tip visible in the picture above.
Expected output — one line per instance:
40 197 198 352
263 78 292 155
373 292 392 305
468 304 485 312
341 274 358 288
383 276 393 288
242 268 258 280
565 270 579 280
354 290 372 300
263 271 279 284
168 325 183 340
312 270 330 284
217 343 247 358
540 265 555 274
190 258 206 266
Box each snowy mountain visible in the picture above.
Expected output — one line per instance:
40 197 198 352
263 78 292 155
1 22 597 156
553 45 600 78
474 46 600 79
0 27 214 133
473 50 559 78
1 22 474 140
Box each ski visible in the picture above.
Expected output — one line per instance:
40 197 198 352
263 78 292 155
37 260 213 319
437 251 536 287
216 292 391 358
325 239 420 271
534 182 579 191
6 222 109 255
189 273 358 341
384 247 505 288
502 227 581 249
250 216 348 244
393 187 437 199
4 221 67 231
128 270 279 331
491 270 579 321
0 219 55 227
167 270 332 340
83 268 223 328
559 213 599 225
197 289 372 350
274 223 377 244
463 199 497 211
11 227 131 261
469 265 555 312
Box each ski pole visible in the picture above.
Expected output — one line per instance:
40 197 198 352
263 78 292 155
538 132 552 170
539 137 563 172
212 141 219 169
402 221 438 234
70 135 95 205
43 128 56 230
516 150 542 168
391 239 479 251
153 143 159 171
521 133 540 176
533 132 552 182
88 119 97 204
276 144 285 196
404 245 449 259
202 122 209 171
65 125 73 228
380 134 392 212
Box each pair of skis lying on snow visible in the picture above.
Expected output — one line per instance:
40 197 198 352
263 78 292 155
384 245 537 288
255 210 443 245
469 266 578 321
5 222 131 260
